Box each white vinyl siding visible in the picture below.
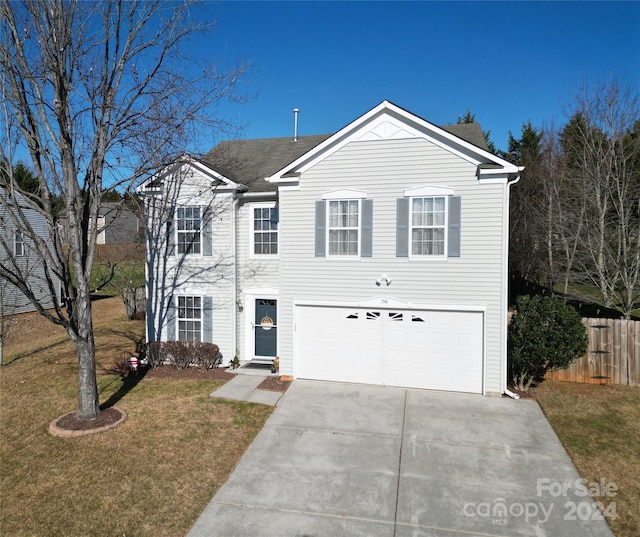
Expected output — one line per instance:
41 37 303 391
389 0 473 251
236 200 280 361
146 169 236 359
278 136 507 394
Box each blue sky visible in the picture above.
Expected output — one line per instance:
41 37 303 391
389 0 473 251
195 0 640 152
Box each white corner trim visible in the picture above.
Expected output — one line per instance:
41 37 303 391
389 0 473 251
321 189 368 200
403 185 454 197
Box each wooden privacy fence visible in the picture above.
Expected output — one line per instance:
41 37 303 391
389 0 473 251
546 318 640 386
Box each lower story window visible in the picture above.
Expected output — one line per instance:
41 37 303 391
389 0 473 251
178 296 201 342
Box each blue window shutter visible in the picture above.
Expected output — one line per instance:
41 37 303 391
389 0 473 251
203 296 213 343
396 198 409 257
315 200 326 257
448 196 461 258
166 296 176 341
202 206 213 257
361 199 373 258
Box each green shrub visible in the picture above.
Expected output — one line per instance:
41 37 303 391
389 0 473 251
508 295 588 391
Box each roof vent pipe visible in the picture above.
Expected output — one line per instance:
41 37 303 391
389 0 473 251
293 108 299 142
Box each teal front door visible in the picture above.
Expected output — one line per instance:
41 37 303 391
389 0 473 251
255 299 277 357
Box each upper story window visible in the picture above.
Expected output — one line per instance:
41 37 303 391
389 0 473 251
411 197 446 256
397 186 460 259
315 190 372 258
14 231 24 257
253 206 278 255
178 295 201 342
328 200 359 256
177 207 201 255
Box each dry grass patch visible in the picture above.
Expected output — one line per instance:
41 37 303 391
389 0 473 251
1 297 273 536
533 381 640 537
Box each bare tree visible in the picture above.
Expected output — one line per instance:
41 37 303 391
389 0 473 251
0 0 246 419
563 80 640 318
536 125 585 295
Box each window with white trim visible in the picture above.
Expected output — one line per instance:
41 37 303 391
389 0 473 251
328 200 359 256
178 296 202 342
411 197 446 256
253 206 278 255
177 207 201 255
14 231 24 257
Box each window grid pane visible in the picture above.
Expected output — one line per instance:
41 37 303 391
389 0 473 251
177 207 201 254
328 200 359 256
411 197 446 256
253 207 278 255
14 232 24 257
178 296 202 342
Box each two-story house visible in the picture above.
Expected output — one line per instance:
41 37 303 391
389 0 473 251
140 101 522 396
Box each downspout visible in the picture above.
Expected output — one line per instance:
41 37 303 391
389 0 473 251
232 195 239 363
503 168 524 400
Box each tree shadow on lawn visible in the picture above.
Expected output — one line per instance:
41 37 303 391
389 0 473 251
99 329 148 410
100 366 149 410
108 328 146 355
3 337 72 366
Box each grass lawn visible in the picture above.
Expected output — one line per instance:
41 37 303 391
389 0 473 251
533 381 640 537
0 297 273 537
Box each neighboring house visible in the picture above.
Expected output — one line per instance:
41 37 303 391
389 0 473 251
95 202 140 244
0 188 61 315
58 202 141 245
140 101 523 396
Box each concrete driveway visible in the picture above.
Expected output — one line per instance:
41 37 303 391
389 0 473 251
188 380 614 537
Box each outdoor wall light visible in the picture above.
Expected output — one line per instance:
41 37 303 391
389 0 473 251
376 274 392 287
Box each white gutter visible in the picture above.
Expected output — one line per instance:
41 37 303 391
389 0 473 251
237 191 277 199
502 167 524 399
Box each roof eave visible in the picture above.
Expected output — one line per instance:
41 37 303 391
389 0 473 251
267 100 520 181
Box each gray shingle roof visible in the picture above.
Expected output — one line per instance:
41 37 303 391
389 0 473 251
200 123 490 193
200 135 331 192
440 124 490 151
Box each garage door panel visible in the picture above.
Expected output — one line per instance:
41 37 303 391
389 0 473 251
296 305 483 393
296 307 384 385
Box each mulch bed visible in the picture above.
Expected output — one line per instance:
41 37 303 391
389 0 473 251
143 366 234 381
55 407 124 431
257 376 291 393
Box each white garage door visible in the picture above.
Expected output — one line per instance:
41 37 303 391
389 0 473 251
295 305 483 393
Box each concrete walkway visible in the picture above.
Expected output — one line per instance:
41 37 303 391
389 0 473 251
209 374 286 406
190 380 615 537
